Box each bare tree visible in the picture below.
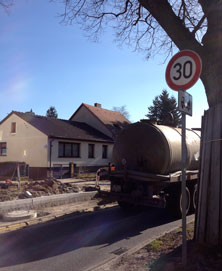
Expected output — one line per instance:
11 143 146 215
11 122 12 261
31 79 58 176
112 105 130 120
54 0 222 107
0 0 13 11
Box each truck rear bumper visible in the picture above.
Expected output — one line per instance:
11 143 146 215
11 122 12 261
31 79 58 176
99 190 166 209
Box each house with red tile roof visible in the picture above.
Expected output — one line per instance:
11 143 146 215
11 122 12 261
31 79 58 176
0 104 130 180
70 103 130 139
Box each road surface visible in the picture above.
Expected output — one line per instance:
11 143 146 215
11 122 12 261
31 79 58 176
0 206 194 271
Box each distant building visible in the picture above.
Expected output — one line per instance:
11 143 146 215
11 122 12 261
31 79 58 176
0 103 130 180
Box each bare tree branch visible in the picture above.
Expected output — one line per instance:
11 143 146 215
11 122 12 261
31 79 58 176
0 0 13 11
52 0 206 58
192 14 206 36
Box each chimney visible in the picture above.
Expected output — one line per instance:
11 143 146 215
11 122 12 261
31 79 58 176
25 109 35 115
94 103 102 108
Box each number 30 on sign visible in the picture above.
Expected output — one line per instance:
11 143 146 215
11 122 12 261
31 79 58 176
165 50 202 91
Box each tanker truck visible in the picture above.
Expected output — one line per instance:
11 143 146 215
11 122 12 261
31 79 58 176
97 120 200 217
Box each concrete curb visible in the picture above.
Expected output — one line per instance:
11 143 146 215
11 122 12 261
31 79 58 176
0 202 117 234
0 191 98 213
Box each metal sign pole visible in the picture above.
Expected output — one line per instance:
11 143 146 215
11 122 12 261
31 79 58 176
181 111 187 266
165 50 201 267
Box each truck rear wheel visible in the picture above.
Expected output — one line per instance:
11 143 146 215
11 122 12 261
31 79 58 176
192 184 198 211
188 184 198 213
167 186 191 218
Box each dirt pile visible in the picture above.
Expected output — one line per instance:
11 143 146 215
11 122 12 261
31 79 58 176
0 179 96 202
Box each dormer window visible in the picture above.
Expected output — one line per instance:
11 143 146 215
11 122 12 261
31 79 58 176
11 122 16 133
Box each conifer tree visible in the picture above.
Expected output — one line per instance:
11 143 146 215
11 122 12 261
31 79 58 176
146 90 181 127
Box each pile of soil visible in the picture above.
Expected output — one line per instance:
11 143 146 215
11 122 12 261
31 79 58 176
0 179 96 202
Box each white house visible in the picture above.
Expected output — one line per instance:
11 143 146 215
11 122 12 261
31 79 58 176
0 103 130 180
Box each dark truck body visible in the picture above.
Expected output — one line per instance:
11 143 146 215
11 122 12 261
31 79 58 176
98 121 200 216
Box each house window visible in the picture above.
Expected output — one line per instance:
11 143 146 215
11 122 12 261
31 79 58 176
58 142 80 158
102 145 108 159
88 144 95 158
64 143 72 157
0 142 7 156
73 143 80 158
11 122 16 133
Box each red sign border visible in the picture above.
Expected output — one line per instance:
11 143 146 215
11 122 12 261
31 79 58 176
165 50 202 91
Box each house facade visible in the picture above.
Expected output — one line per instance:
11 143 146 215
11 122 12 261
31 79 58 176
0 113 48 177
0 103 130 180
0 112 113 180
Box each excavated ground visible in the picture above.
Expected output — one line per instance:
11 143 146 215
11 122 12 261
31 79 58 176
0 175 114 232
0 174 109 202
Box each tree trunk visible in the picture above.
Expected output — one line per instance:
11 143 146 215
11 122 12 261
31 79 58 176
196 0 222 107
195 103 222 245
194 2 222 244
200 52 222 107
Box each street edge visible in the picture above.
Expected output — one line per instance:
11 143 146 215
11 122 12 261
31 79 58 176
88 216 195 271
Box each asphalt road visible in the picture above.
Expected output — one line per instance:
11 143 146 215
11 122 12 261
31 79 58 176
0 207 194 271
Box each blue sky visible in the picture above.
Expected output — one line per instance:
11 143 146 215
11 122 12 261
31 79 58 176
0 0 208 127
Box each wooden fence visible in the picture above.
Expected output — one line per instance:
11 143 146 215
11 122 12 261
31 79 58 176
195 103 222 244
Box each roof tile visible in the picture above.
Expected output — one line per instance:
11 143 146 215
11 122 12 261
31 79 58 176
82 103 130 138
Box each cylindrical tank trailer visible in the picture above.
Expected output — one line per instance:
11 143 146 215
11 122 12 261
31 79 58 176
112 120 200 175
98 121 201 217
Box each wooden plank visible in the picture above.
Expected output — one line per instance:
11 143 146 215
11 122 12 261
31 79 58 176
195 115 205 239
220 105 222 243
196 111 208 240
197 107 214 242
206 104 222 244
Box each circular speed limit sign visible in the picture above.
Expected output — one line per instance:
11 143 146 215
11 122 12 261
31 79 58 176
165 50 202 91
